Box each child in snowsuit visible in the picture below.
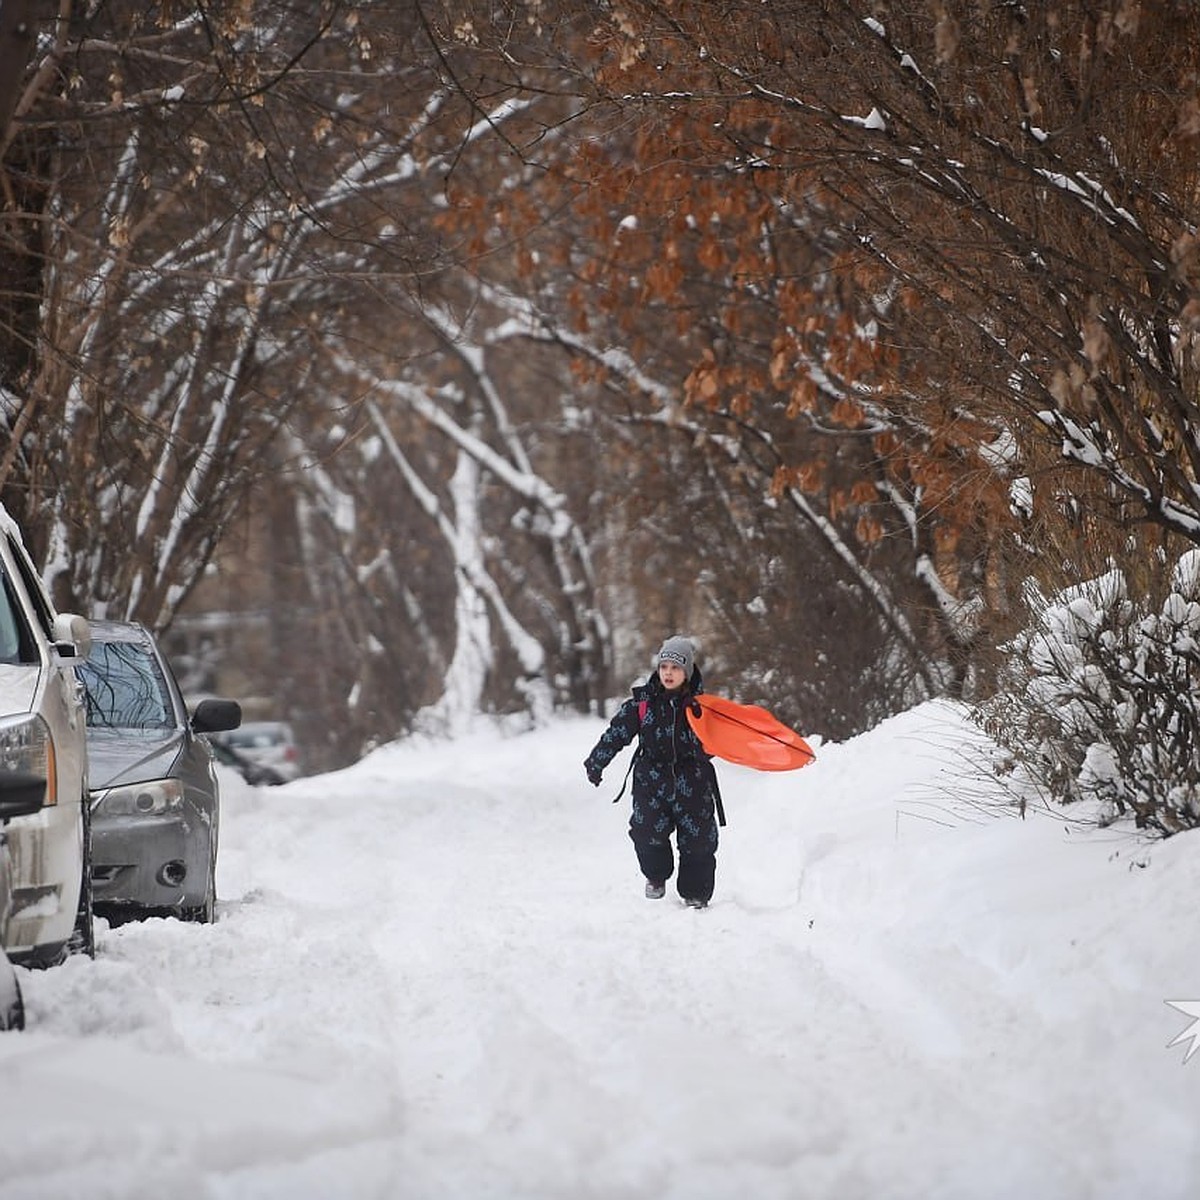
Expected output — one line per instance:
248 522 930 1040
584 635 719 908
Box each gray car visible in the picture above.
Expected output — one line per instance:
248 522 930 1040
78 621 241 923
212 720 302 785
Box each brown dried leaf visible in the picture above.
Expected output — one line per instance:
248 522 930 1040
933 5 960 63
1177 95 1200 141
855 515 884 545
1082 316 1111 374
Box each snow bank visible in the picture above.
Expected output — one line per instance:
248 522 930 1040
6 701 1200 1199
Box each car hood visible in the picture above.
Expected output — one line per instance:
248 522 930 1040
86 729 184 790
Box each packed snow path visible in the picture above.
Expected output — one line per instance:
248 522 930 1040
3 702 1199 1199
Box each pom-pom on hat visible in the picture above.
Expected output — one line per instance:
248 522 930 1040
656 635 695 679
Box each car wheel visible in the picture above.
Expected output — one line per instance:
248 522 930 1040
0 959 24 1030
181 844 216 924
67 791 95 959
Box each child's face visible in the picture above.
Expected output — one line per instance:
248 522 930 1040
658 660 686 691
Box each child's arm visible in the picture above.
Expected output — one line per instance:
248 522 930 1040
583 698 641 784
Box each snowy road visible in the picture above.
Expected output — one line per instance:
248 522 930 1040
3 702 1199 1199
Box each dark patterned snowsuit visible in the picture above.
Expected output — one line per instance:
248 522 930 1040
584 669 719 904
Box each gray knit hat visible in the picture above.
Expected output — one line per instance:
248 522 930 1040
656 635 695 679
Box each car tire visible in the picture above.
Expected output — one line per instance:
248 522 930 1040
0 961 24 1030
67 790 95 959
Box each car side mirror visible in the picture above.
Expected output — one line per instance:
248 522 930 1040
191 699 243 735
52 612 91 660
0 770 47 822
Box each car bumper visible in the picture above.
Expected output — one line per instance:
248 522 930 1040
91 815 195 909
3 802 83 962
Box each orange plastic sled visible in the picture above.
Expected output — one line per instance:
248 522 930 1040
686 693 816 772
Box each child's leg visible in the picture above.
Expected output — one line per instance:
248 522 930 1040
675 806 718 904
676 849 715 904
629 792 675 884
629 826 674 884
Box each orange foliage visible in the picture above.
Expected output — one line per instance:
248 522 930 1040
855 515 884 545
483 1 1026 633
795 462 825 495
642 259 683 301
830 397 866 428
684 354 720 408
934 524 961 555
770 348 792 388
849 480 877 506
697 239 726 272
873 431 901 460
786 377 818 416
768 466 792 498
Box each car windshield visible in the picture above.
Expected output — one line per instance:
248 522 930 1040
80 640 174 730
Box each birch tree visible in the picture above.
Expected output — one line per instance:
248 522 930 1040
3 1 625 760
2 3 450 619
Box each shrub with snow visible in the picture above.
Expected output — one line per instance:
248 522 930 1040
979 551 1200 835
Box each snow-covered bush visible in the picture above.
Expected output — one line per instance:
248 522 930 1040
979 551 1200 835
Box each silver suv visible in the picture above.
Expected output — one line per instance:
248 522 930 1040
0 504 93 965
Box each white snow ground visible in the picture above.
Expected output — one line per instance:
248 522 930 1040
3 698 1199 1200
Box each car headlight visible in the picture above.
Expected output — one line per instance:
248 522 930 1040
0 713 56 805
94 778 183 817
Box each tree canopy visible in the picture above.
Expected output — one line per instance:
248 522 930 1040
4 1 1200 783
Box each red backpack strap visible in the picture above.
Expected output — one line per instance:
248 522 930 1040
638 699 648 724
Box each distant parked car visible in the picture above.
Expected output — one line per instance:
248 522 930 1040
78 621 241 923
0 503 93 967
1 770 47 1030
212 720 301 785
